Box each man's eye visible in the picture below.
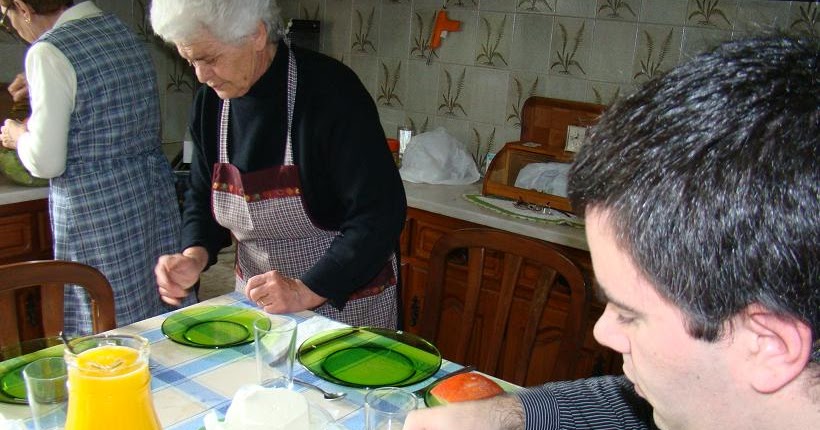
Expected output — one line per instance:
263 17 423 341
616 314 635 324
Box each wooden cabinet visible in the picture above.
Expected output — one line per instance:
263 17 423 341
0 199 53 342
399 207 621 383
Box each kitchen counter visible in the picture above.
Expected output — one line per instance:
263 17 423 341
403 181 588 251
0 174 48 205
0 177 588 249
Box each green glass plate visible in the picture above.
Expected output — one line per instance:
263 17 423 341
0 338 64 404
161 305 270 348
297 327 441 388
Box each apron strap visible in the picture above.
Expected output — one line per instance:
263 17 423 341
217 45 298 165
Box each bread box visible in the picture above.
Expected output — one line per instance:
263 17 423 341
482 97 605 213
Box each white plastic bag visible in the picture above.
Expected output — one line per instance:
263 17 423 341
514 162 571 197
399 127 480 185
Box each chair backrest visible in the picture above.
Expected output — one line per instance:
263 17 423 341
0 260 116 347
420 228 589 386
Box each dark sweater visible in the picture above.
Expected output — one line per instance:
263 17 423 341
182 43 406 306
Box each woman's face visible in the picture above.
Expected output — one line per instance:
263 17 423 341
176 24 271 100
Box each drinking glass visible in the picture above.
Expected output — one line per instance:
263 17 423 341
254 316 297 389
23 357 68 430
364 387 417 430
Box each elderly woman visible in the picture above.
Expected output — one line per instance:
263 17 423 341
150 0 406 328
0 0 188 334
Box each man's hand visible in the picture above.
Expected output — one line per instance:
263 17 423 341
403 395 525 430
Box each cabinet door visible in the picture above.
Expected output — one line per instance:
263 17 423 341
0 199 53 343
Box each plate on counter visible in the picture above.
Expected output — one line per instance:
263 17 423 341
162 305 269 348
0 337 64 404
297 327 441 388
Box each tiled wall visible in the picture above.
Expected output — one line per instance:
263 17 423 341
1 1 817 162
278 0 817 163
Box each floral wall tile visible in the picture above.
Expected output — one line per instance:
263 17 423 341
469 122 502 173
351 1 381 54
632 25 682 83
376 58 406 109
686 0 736 30
789 1 819 37
549 18 593 77
596 0 641 21
588 20 638 82
641 0 690 25
410 8 439 64
556 0 599 18
516 0 558 14
437 65 472 118
506 72 546 128
474 12 512 68
509 13 553 72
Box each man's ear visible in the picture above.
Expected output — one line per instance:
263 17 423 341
741 303 813 393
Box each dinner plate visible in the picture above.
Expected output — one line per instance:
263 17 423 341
162 305 270 348
0 338 65 404
297 327 441 388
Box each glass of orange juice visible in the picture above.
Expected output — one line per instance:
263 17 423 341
63 334 160 430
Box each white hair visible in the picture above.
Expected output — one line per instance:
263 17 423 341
150 0 282 45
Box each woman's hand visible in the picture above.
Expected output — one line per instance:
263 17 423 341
155 246 208 306
7 74 29 103
245 270 327 313
1 119 25 149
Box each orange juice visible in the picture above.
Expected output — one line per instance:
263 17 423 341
64 335 160 430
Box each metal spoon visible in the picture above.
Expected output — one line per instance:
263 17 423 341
292 378 347 400
59 331 78 354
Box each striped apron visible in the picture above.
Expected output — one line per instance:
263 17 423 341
210 48 397 328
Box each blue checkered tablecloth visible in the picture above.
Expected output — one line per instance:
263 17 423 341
0 291 479 429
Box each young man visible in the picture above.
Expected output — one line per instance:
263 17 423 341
404 34 819 430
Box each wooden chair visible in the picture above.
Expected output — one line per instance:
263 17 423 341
0 260 116 347
419 228 589 386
